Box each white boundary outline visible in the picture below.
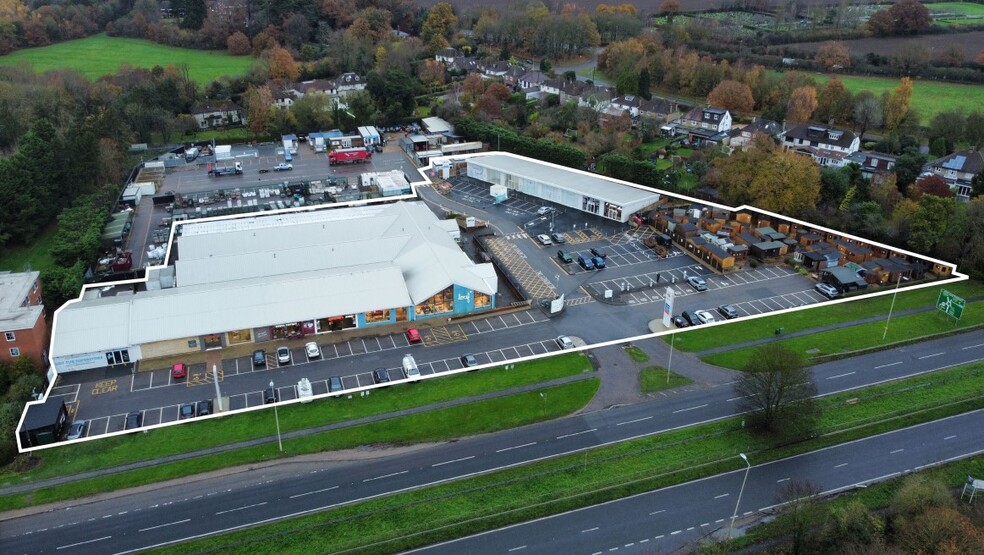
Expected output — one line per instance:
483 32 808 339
16 151 967 452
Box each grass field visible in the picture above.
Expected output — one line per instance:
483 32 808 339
929 2 984 25
0 223 58 274
639 367 693 393
808 73 984 123
0 34 254 84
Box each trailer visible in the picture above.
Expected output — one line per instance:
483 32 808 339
329 148 372 166
208 161 243 176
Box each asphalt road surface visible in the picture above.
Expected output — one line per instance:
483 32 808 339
3 331 982 554
412 409 984 555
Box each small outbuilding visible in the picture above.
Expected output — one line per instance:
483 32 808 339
18 397 69 448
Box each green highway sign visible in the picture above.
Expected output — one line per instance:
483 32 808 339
937 289 966 321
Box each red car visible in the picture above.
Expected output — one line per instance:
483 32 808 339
171 363 187 380
406 328 422 344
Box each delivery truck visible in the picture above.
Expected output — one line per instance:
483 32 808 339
328 147 372 166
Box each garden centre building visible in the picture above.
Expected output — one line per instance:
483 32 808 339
51 201 497 372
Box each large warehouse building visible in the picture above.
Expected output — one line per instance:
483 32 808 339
465 154 661 223
51 202 497 372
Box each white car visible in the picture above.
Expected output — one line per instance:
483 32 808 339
536 234 553 246
276 346 291 364
305 341 321 359
556 335 574 349
274 163 293 171
815 283 841 298
695 310 716 324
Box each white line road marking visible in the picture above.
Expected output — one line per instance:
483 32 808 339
508 546 526 552
827 372 856 380
655 534 665 539
714 493 730 499
670 530 681 535
650 509 665 515
777 478 790 483
874 361 902 369
215 502 267 515
432 456 475 467
918 352 945 359
625 543 635 547
672 403 709 414
726 394 751 402
139 519 190 532
835 463 848 468
616 416 653 426
556 429 596 439
289 486 339 499
496 442 537 453
639 538 649 543
363 470 409 482
890 449 904 454
944 435 957 440
582 527 599 533
716 519 725 523
57 536 112 549
962 343 984 350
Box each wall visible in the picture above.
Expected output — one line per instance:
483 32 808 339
1 313 48 365
140 336 203 360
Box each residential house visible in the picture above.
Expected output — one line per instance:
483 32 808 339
447 57 479 75
189 101 242 129
335 72 366 94
638 97 678 122
435 47 462 64
292 79 338 97
518 71 549 91
729 118 784 151
0 270 48 365
481 61 514 80
782 123 860 168
845 151 898 182
270 85 295 110
607 95 644 117
923 149 983 200
680 106 732 133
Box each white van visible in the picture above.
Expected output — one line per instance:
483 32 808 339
402 354 420 380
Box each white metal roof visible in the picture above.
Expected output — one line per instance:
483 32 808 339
468 154 661 206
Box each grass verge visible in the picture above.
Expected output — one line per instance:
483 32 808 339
0 33 254 84
150 362 984 555
703 300 984 369
669 280 983 353
623 345 649 362
0 378 599 512
639 367 693 393
0 353 592 488
0 223 59 274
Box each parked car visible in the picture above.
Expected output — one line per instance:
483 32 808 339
305 341 321 359
695 310 717 324
276 347 291 364
686 275 708 291
556 335 574 349
406 328 422 344
171 362 187 380
328 375 343 393
536 206 555 215
590 247 607 259
196 399 213 416
179 402 196 420
536 234 553 246
373 368 391 384
124 411 143 430
578 254 595 270
264 387 278 404
557 250 574 264
66 420 86 440
593 256 606 269
460 353 479 368
551 233 566 244
681 311 700 326
274 162 293 171
253 349 267 367
717 304 739 319
672 315 689 328
815 282 841 298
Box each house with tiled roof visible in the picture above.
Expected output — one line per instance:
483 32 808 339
435 47 462 64
923 149 983 200
680 106 732 133
189 101 242 129
292 79 337 96
334 72 366 94
782 123 860 168
730 118 784 151
518 71 549 90
845 151 898 181
638 97 678 121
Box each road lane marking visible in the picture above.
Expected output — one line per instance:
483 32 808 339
639 539 649 543
650 510 665 515
944 435 957 440
364 470 409 482
556 429 596 439
777 478 790 483
139 519 190 532
496 442 537 453
582 527 599 533
289 486 339 499
672 403 708 414
827 372 856 380
714 493 729 499
874 361 902 369
962 343 984 350
508 546 526 552
432 456 475 467
918 352 945 359
655 534 664 539
215 502 267 515
57 536 112 549
726 394 751 402
670 530 681 535
835 463 848 468
890 449 904 454
616 416 653 426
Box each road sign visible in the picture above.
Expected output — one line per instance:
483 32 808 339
936 289 966 321
662 287 674 328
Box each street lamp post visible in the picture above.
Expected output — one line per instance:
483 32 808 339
270 380 283 452
882 272 904 340
729 453 751 539
667 332 676 384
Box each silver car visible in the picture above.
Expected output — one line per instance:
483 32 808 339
66 420 86 440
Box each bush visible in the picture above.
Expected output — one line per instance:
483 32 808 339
890 474 954 518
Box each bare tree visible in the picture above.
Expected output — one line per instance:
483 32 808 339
734 343 819 441
776 480 825 555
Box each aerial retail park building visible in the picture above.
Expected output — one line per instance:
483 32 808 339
51 202 497 373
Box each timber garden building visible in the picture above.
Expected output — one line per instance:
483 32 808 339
51 202 497 373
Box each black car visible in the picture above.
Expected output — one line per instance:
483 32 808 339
672 315 689 328
717 304 739 319
461 354 479 368
590 247 607 259
264 387 278 404
197 399 213 416
373 368 391 384
179 402 196 420
253 349 266 367
329 375 344 393
124 411 143 430
681 310 700 326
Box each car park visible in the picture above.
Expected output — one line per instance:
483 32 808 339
66 420 86 440
406 328 422 343
305 341 321 359
672 315 689 328
682 310 700 326
556 335 574 349
590 247 607 259
551 233 566 244
276 347 291 364
536 234 553 246
593 256 606 269
328 375 344 393
815 282 841 298
124 411 143 430
253 349 266 367
196 399 213 416
373 368 391 384
171 362 186 380
179 402 196 419
717 304 738 319
461 353 479 368
695 310 716 324
557 250 573 264
273 163 293 171
687 275 708 291
578 254 595 270
264 388 279 404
